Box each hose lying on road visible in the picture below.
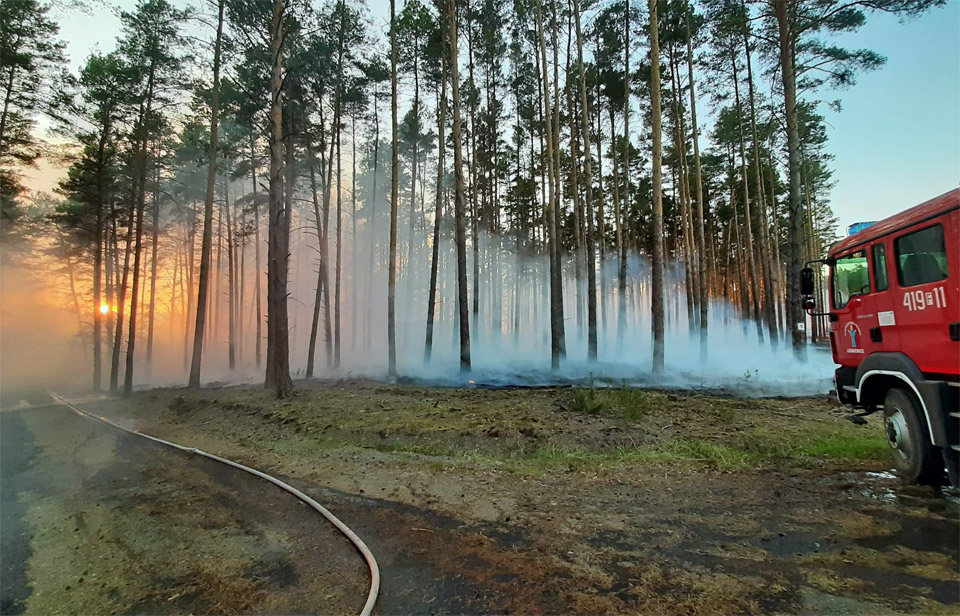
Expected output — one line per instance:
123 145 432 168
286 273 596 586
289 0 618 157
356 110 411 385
49 391 381 616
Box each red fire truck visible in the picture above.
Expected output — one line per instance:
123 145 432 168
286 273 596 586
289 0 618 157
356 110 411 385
802 188 959 487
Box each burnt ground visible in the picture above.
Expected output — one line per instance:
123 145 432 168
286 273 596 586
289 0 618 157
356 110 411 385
37 381 960 614
0 404 367 615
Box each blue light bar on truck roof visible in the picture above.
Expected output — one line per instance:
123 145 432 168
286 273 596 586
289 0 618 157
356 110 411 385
847 221 877 236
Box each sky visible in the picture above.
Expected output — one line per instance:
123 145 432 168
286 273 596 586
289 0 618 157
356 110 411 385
818 2 959 233
39 0 960 235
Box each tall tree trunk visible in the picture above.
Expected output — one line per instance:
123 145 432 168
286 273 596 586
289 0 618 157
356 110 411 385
448 0 470 371
741 17 778 347
669 47 695 335
535 0 562 371
334 98 342 368
91 116 112 392
566 17 585 342
549 0 565 358
467 17 480 334
350 115 358 353
609 108 625 348
189 0 223 388
318 122 334 367
649 0 665 373
146 164 160 377
573 0 597 361
182 217 195 370
365 87 381 352
110 209 135 391
264 0 293 396
388 0 400 377
306 143 327 378
425 54 448 363
124 63 156 395
731 48 763 342
617 0 631 347
224 169 236 370
685 2 707 360
106 218 116 378
333 2 345 368
773 0 805 358
250 137 262 368
407 39 421 324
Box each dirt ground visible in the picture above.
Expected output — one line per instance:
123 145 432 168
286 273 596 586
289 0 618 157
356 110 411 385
82 380 959 615
1 404 366 615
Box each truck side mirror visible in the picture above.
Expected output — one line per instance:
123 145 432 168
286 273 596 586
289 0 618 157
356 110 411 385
801 267 815 296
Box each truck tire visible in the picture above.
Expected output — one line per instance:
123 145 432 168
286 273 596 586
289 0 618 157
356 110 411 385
883 388 943 485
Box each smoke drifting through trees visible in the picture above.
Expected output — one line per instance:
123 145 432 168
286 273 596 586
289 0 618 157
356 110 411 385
1 0 944 398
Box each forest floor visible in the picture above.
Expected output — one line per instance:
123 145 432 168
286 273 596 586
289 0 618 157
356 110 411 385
0 402 366 616
80 380 959 615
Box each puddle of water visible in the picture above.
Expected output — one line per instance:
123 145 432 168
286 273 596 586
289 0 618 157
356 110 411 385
849 470 960 514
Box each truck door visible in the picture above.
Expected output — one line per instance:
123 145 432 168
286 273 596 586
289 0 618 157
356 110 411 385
869 240 901 352
893 219 956 375
831 248 881 366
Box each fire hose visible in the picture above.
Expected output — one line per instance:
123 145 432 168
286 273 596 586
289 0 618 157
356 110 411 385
49 391 380 616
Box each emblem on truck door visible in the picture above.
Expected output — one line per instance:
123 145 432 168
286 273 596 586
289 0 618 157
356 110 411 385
844 322 864 353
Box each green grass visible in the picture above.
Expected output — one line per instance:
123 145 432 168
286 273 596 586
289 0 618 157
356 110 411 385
184 387 889 476
569 388 606 415
611 387 657 421
792 433 889 461
261 429 888 476
499 440 753 473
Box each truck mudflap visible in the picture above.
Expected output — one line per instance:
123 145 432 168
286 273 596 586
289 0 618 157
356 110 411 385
852 353 959 450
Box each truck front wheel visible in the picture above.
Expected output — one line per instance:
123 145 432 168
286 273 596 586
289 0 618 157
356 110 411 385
883 388 942 485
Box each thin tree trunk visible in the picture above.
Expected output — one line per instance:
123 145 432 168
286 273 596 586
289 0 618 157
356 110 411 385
306 143 327 378
573 0 597 361
467 17 480 333
425 54 448 363
146 163 160 377
333 2 345 368
619 0 631 348
448 0 470 371
649 0 665 373
189 0 224 388
549 0 565 358
250 137 263 368
388 0 400 377
731 48 763 341
773 0 805 358
124 65 156 394
535 0 562 371
685 3 707 360
334 99 342 368
225 169 236 370
741 17 778 346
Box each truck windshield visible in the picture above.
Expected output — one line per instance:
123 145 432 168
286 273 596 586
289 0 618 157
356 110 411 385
832 250 870 308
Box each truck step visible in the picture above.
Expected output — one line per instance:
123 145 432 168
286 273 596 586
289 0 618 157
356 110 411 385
951 412 960 419
953 445 960 452
842 385 857 393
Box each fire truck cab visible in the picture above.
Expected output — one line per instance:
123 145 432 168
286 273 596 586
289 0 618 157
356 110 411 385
802 188 960 487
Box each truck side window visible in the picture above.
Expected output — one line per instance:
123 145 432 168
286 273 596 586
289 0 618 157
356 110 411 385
895 224 948 287
872 244 889 291
832 249 870 309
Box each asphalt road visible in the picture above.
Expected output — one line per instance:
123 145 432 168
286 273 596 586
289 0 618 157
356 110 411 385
0 402 366 615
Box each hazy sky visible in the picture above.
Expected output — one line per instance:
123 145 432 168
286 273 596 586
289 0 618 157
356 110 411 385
46 0 960 235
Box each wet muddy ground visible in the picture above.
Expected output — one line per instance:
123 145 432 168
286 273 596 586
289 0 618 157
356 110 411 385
11 380 959 615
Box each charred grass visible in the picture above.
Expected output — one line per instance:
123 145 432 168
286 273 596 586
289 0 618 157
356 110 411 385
105 380 888 475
